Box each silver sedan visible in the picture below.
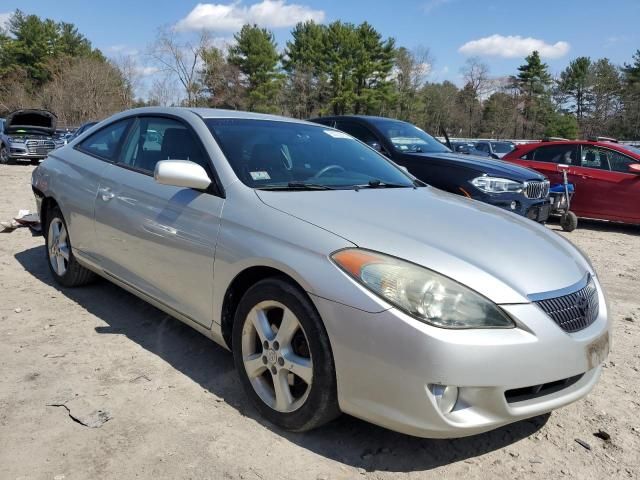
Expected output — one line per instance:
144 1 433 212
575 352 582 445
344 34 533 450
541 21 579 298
32 108 610 438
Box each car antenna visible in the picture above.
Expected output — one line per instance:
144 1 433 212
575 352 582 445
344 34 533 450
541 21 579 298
440 124 452 150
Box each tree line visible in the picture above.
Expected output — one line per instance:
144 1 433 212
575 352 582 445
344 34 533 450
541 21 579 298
1 9 639 139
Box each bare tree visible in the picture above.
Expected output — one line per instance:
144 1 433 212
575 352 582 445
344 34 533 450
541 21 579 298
148 27 210 106
461 57 490 98
147 74 180 107
394 46 432 122
112 54 142 109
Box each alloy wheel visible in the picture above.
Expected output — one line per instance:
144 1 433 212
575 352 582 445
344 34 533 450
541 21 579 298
241 300 313 413
0 146 9 164
48 218 70 276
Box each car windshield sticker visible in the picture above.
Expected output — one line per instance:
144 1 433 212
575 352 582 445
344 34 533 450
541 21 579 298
250 171 271 181
324 129 352 139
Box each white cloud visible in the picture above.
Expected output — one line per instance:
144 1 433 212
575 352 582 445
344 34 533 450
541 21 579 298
106 45 140 56
458 34 570 59
422 0 452 14
175 0 325 32
135 66 160 76
0 12 12 31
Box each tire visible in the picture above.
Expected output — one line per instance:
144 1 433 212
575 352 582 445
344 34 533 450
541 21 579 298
560 211 578 232
232 277 340 432
0 145 13 165
45 206 95 287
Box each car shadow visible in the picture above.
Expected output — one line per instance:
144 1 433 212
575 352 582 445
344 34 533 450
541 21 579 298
547 216 640 235
15 245 548 473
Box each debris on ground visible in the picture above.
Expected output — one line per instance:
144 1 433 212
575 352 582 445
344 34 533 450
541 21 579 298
593 430 611 441
575 438 592 451
1 210 41 233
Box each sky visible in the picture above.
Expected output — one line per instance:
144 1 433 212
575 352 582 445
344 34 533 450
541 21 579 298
1 0 639 96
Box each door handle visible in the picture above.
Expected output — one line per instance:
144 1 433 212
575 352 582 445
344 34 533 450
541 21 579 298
98 187 115 202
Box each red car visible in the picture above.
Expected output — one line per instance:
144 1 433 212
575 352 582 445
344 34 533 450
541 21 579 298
503 139 640 225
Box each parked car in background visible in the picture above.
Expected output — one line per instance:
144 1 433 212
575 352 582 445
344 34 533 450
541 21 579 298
450 141 491 157
503 138 640 225
33 107 609 438
0 109 58 164
310 115 551 222
67 121 98 142
474 140 516 159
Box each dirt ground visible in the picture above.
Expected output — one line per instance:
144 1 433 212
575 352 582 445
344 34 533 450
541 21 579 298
0 164 638 480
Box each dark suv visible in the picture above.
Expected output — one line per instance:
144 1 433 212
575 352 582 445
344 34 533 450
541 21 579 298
309 115 551 222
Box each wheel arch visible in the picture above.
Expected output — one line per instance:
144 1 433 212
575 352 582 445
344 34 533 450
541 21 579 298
220 265 311 350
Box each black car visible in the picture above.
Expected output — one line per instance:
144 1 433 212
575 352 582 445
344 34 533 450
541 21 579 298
309 115 551 222
450 141 491 157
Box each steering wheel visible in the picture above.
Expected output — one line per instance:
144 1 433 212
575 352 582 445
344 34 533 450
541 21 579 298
313 164 345 178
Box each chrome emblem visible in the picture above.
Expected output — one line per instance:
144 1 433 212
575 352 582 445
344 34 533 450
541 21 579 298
575 296 589 317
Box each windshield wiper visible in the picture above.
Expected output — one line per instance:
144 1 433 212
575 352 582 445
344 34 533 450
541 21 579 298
354 179 416 191
257 182 335 191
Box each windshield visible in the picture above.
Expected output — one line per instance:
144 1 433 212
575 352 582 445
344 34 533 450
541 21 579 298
491 142 515 153
373 119 450 154
623 145 640 156
205 119 416 189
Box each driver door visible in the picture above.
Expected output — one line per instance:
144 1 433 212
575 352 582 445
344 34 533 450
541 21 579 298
93 116 224 327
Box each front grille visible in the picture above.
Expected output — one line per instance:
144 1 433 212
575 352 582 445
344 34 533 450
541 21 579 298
505 374 583 403
26 139 55 155
524 180 550 199
535 278 599 333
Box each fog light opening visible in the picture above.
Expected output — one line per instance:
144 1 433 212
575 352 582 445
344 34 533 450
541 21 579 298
429 384 459 414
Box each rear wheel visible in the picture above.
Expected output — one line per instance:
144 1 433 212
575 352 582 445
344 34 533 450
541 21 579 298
232 277 340 431
45 206 95 287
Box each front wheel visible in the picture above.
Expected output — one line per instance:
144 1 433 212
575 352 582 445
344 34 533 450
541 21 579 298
232 277 340 432
560 211 578 232
0 145 12 165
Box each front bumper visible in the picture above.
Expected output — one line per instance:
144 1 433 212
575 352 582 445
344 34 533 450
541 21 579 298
311 277 610 438
472 191 551 222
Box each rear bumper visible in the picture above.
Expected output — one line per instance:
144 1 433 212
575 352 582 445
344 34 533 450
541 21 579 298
311 276 610 438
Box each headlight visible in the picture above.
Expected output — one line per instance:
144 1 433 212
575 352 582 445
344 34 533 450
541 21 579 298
331 249 514 329
7 136 25 144
471 176 523 193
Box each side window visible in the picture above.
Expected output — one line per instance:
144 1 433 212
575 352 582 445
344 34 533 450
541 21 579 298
77 119 131 161
531 145 578 164
601 148 635 173
120 117 209 174
334 121 379 146
580 146 610 170
476 142 489 153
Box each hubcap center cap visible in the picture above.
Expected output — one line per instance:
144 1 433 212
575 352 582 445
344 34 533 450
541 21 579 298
267 349 277 365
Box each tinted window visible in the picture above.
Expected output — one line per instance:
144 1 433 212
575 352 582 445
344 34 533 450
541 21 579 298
475 142 489 152
581 146 635 173
529 145 578 164
334 121 379 145
205 119 414 189
120 117 208 173
491 142 514 153
373 119 450 153
78 119 131 161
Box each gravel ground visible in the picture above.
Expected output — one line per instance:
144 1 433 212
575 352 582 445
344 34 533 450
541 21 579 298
0 164 638 480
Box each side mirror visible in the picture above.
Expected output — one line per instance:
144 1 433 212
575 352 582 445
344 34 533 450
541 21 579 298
628 163 640 174
154 160 211 190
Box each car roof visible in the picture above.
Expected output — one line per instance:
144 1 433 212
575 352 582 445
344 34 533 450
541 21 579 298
112 107 316 126
310 115 409 124
512 140 640 158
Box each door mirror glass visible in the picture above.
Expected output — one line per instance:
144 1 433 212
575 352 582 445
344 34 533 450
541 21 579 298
154 160 211 190
628 163 640 174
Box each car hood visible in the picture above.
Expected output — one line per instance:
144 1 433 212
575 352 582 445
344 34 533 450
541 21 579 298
256 187 591 304
5 109 57 136
408 151 544 181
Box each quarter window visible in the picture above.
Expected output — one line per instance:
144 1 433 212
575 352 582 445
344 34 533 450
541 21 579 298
77 119 131 161
120 117 209 174
334 121 379 146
